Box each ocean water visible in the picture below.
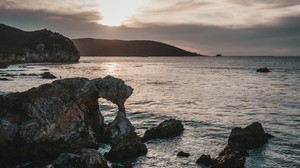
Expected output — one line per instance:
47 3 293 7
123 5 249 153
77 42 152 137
0 56 300 168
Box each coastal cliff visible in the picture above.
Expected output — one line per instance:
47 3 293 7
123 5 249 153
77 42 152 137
0 24 80 67
72 38 201 56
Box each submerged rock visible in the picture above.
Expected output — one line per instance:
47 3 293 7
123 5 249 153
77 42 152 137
0 76 133 164
142 119 184 142
256 67 270 73
177 151 190 157
200 122 274 168
41 72 57 79
49 148 109 168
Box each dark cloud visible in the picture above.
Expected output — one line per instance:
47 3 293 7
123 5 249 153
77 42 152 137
229 0 300 8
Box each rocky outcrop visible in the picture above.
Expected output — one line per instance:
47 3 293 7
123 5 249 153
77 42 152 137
105 111 147 161
0 24 80 67
177 151 190 157
0 76 133 165
48 148 109 168
196 154 212 166
142 119 184 142
197 122 274 168
41 72 57 79
256 67 270 73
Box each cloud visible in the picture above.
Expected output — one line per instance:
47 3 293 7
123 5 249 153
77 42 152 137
229 0 300 8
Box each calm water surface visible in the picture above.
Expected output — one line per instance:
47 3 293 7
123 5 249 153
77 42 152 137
1 56 299 167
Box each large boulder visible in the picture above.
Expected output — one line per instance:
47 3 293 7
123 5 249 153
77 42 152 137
0 76 133 164
48 148 109 168
197 122 274 168
142 119 184 142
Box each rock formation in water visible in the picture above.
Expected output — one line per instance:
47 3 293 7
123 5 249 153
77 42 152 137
196 122 274 168
48 148 109 168
0 76 132 165
142 119 184 142
0 24 80 67
72 38 202 56
105 111 148 161
256 67 271 73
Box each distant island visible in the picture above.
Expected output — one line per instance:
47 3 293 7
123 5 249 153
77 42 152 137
0 24 79 67
72 38 202 56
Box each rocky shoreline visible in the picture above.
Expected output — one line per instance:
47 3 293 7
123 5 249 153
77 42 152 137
0 76 274 167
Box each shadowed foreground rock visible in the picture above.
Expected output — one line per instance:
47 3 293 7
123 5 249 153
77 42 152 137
105 111 147 161
197 122 274 168
142 119 184 142
0 76 133 165
48 148 109 168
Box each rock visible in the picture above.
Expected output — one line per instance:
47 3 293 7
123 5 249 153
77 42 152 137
216 54 222 57
49 148 109 168
256 67 270 73
196 154 212 166
177 151 190 157
0 76 133 164
109 111 135 139
41 72 57 79
210 122 273 168
105 132 147 161
227 122 274 149
142 119 184 142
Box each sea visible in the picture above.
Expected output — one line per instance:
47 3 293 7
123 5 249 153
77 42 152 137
0 56 299 168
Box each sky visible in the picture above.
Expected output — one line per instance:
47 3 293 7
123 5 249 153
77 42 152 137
1 0 300 56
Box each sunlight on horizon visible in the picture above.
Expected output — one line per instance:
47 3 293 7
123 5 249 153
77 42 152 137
98 0 145 26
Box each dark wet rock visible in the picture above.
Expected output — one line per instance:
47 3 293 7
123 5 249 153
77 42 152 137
20 73 39 76
49 148 109 168
256 67 270 73
105 132 147 161
0 76 133 164
142 119 184 142
177 151 190 157
105 111 147 161
196 154 212 166
210 122 273 168
216 54 222 57
41 72 57 79
0 77 10 81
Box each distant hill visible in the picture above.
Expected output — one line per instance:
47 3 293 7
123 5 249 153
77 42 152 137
72 38 201 56
0 24 79 67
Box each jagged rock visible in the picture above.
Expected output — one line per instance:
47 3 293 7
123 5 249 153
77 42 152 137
48 148 109 168
142 119 184 142
0 76 133 165
210 122 273 168
105 132 147 161
177 151 190 157
41 72 57 79
196 154 212 166
256 67 270 73
109 111 135 139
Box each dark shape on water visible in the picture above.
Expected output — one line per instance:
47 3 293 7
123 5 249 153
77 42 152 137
177 151 190 157
41 72 57 79
0 77 10 81
142 119 184 142
0 76 133 166
0 24 80 67
256 67 270 73
216 54 222 57
196 122 274 168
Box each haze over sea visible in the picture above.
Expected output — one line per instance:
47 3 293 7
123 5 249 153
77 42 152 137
1 56 299 167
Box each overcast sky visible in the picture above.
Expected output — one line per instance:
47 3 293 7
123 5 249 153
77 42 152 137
1 0 300 56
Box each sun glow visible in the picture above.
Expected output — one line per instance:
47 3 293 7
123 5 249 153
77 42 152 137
99 0 144 26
